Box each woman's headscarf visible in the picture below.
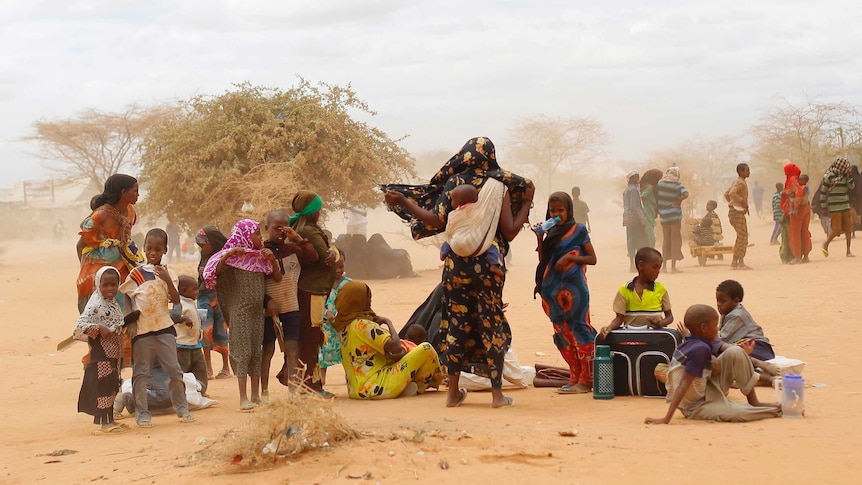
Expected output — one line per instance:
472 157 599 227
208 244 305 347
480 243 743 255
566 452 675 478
196 226 228 283
201 219 273 290
781 163 801 215
535 192 576 294
74 266 124 341
663 166 680 183
381 137 531 239
90 174 138 210
640 169 663 190
290 191 323 233
331 280 377 332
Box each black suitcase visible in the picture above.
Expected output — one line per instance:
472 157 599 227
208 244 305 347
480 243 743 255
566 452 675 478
595 327 681 397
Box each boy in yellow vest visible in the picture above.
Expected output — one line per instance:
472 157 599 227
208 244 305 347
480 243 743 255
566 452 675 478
600 247 674 338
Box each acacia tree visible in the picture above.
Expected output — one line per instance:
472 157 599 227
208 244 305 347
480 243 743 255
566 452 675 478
751 96 862 174
508 114 609 196
139 81 414 229
27 104 173 187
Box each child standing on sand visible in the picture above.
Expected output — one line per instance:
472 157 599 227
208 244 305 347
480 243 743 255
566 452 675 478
75 266 128 434
175 275 208 394
535 191 597 394
320 249 352 384
195 226 230 380
121 228 194 427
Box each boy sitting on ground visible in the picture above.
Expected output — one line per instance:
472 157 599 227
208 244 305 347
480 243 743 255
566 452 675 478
645 304 781 424
600 247 673 338
715 279 780 386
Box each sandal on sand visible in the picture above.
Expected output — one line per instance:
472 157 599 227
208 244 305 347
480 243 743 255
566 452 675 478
136 420 153 428
491 396 514 408
822 245 829 257
447 388 467 407
180 414 196 423
215 370 231 379
237 402 257 413
557 384 591 394
94 424 128 435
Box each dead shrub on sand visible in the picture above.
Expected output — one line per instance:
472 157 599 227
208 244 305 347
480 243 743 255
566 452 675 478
206 390 359 469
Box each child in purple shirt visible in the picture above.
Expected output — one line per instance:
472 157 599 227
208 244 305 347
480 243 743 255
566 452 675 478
645 304 781 424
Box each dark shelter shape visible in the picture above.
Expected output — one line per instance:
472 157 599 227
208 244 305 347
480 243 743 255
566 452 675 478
399 283 445 363
364 234 414 279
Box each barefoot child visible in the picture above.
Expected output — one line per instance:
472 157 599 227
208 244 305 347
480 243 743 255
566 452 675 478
535 191 597 393
121 229 195 427
715 280 779 386
75 266 128 434
261 210 316 395
175 275 208 394
319 248 351 386
440 184 504 276
203 219 280 410
645 304 781 423
600 247 673 338
195 226 230 380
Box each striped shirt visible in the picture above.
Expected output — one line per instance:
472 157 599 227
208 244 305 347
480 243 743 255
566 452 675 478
821 173 855 212
772 191 783 221
656 181 688 224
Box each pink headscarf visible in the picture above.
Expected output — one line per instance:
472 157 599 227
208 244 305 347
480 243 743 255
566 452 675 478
202 219 272 290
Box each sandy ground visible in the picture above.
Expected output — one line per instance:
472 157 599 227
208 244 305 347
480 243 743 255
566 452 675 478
1 212 861 484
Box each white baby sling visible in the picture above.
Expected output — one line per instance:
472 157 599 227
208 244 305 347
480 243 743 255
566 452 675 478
445 178 506 258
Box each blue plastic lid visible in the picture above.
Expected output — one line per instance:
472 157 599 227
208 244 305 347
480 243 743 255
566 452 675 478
784 374 803 381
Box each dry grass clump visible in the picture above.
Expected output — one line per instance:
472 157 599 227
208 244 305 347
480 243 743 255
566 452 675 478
207 390 359 469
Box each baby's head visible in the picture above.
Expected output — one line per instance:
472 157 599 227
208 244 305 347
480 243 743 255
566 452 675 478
700 216 712 228
450 184 479 209
178 275 199 300
405 324 428 345
799 174 809 185
144 228 169 265
706 200 718 212
683 304 719 342
635 247 663 283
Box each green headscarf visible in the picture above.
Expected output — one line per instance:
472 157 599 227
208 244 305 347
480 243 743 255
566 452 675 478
290 191 323 232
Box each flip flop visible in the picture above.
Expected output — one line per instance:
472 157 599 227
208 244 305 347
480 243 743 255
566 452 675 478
94 424 128 435
237 402 257 413
215 370 231 379
491 396 514 408
136 420 153 428
822 245 829 257
447 388 467 407
557 384 591 394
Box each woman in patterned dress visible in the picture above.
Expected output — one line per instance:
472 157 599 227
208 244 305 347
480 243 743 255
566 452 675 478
334 280 443 399
383 137 534 408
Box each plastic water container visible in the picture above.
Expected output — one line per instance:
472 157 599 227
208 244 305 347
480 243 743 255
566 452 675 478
593 345 614 400
781 374 805 418
532 216 561 235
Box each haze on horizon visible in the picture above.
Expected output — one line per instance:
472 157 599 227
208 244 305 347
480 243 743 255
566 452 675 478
2 0 861 188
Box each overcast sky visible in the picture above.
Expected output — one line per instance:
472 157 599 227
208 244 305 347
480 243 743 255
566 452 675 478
2 0 861 187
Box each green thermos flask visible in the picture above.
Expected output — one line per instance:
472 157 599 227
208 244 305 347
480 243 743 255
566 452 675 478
593 345 614 400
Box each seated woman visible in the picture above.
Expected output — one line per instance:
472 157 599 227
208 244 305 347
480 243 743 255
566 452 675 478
333 280 444 399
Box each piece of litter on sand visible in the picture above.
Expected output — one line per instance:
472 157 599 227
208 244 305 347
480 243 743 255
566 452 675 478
535 351 547 356
37 450 78 457
439 460 449 470
558 430 579 437
346 471 372 480
811 383 827 388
